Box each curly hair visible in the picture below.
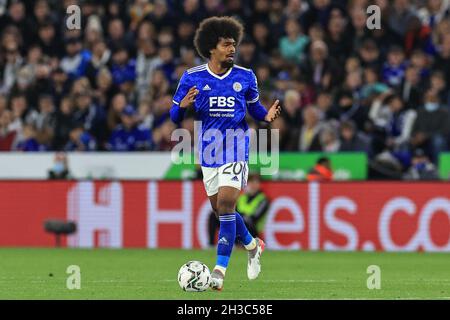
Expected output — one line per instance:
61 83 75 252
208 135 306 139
194 16 244 60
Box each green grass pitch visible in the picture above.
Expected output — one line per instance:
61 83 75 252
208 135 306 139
0 248 449 299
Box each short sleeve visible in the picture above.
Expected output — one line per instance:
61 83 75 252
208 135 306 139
245 71 260 104
172 71 191 105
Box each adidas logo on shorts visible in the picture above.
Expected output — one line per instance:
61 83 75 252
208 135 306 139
231 176 239 182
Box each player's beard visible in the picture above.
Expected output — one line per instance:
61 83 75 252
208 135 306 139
221 60 234 70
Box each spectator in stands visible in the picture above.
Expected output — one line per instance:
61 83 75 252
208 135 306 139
236 37 263 69
138 99 154 129
36 22 63 59
94 67 116 110
388 0 417 39
301 40 339 90
332 90 368 131
417 0 450 29
320 126 340 152
433 33 450 89
107 92 128 134
64 123 97 152
316 90 335 120
33 94 56 147
384 94 417 150
349 7 369 52
106 17 135 54
49 67 70 111
410 49 431 82
148 68 170 103
136 39 162 101
339 120 371 153
107 105 152 151
358 39 381 70
0 39 23 94
397 66 422 110
403 148 440 180
31 0 57 42
297 106 323 151
325 16 352 65
282 89 302 129
152 118 177 151
0 109 16 151
251 20 274 54
429 70 450 106
85 39 112 88
15 123 46 151
279 17 309 64
60 36 91 80
157 45 177 85
110 45 137 94
72 90 106 146
302 0 334 32
53 97 75 151
8 94 32 144
382 45 408 88
361 66 390 101
411 90 450 162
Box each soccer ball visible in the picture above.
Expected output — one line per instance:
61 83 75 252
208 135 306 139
178 261 211 292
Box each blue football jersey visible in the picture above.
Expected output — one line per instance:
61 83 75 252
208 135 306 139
172 64 265 167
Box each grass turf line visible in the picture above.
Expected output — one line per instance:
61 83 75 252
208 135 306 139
0 248 449 299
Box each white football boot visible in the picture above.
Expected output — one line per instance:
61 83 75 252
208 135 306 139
247 238 265 280
210 269 224 291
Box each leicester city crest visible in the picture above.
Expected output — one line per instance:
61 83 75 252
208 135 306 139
233 82 242 92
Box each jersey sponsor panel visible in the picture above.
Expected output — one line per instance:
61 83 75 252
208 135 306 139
173 65 258 167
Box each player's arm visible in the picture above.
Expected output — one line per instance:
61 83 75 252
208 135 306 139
170 72 199 124
246 71 281 123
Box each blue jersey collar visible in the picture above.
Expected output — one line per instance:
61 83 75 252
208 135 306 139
206 63 233 80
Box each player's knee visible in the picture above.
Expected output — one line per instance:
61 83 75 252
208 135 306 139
217 198 236 215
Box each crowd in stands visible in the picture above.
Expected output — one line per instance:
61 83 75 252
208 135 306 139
0 0 449 179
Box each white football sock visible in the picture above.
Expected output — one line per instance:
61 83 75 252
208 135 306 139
244 238 257 251
214 265 227 276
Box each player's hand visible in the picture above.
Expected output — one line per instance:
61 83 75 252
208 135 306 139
264 100 282 122
180 86 199 108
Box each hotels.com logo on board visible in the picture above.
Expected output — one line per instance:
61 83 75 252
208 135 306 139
0 181 448 251
64 181 449 252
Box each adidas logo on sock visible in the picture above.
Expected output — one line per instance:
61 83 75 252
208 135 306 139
203 84 211 90
218 237 229 245
231 176 239 182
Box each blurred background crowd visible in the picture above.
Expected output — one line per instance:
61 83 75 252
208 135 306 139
0 0 449 179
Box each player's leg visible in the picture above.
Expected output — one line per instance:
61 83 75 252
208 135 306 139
209 186 239 290
235 211 265 280
224 161 264 280
232 161 256 249
208 193 219 217
201 167 230 290
208 193 253 248
208 192 251 245
211 162 264 285
207 194 219 247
